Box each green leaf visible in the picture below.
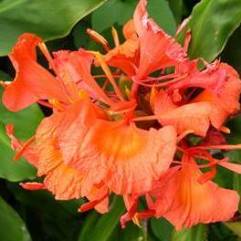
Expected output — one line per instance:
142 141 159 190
209 223 240 241
171 224 207 241
225 222 241 239
78 197 125 241
91 0 137 33
92 0 176 35
222 26 241 73
0 196 31 241
148 0 177 35
8 183 83 241
168 0 186 24
150 218 173 241
0 121 36 181
0 81 43 180
0 88 43 140
189 0 241 62
0 0 108 56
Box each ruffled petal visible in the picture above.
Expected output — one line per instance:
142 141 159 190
86 121 177 194
52 49 107 101
34 100 108 199
151 157 239 230
194 73 241 129
153 90 212 136
133 0 186 80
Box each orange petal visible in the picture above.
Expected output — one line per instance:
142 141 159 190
152 157 239 230
174 62 241 129
153 90 212 136
88 121 177 194
6 124 38 166
133 0 186 80
35 100 108 199
53 49 112 104
2 33 68 111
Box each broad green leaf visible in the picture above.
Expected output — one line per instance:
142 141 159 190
0 81 43 180
209 223 240 241
0 0 108 56
189 0 241 62
92 0 137 33
225 222 241 239
171 224 207 241
0 88 43 140
168 0 186 24
78 197 125 241
8 183 83 241
0 196 31 241
78 197 145 241
110 221 145 241
150 218 173 241
92 0 176 35
148 0 176 35
222 26 241 73
0 121 36 181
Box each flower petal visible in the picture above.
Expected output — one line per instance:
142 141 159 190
89 121 177 194
151 157 239 230
153 90 212 136
2 33 67 111
133 0 186 80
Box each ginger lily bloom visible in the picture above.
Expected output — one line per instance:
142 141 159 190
7 98 177 211
148 154 240 230
2 31 177 210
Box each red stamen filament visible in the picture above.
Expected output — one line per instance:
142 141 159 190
14 136 35 160
190 144 241 151
132 74 187 88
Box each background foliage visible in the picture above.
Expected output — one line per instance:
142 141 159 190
0 0 241 240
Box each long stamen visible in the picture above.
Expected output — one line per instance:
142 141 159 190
14 136 35 160
86 28 110 52
38 42 53 64
93 74 121 78
132 115 159 122
90 51 125 101
132 74 187 88
148 73 182 81
38 42 75 103
190 144 241 151
112 26 120 47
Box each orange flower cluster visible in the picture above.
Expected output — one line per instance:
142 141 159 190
3 0 241 230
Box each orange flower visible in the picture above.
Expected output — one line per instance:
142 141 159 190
149 154 239 230
34 99 177 196
8 93 176 211
152 62 241 136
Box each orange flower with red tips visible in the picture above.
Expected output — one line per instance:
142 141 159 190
2 0 241 231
